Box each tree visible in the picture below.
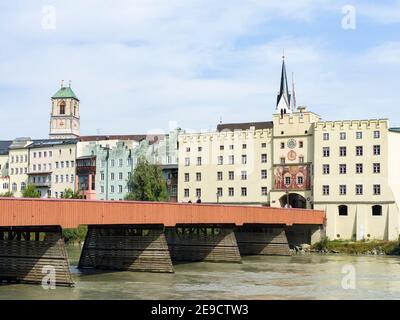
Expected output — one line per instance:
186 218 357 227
21 184 41 198
0 191 13 197
125 156 168 201
61 188 84 199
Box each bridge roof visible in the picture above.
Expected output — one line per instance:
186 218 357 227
0 198 325 229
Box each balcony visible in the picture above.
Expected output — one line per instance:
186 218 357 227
28 172 52 188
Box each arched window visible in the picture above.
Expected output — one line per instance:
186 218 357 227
20 182 26 191
12 183 17 192
372 205 382 216
338 205 348 216
59 101 66 115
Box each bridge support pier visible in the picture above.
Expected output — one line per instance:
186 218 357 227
235 225 291 256
0 226 73 286
166 225 241 263
78 225 173 273
286 224 323 248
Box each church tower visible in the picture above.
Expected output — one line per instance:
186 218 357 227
49 81 80 139
276 56 292 117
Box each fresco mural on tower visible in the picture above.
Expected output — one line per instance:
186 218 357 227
274 165 311 190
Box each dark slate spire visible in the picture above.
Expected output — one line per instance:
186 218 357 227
276 55 291 113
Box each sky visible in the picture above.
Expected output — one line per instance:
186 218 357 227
0 0 399 139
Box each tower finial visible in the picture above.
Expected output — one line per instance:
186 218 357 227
61 80 64 88
69 80 71 87
282 49 285 60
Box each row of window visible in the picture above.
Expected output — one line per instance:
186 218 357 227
184 170 268 182
99 185 125 194
323 131 380 141
184 154 268 166
32 151 53 159
338 204 382 216
322 145 380 157
100 172 132 181
10 149 74 164
11 182 26 192
9 167 27 175
280 141 303 149
283 175 304 186
29 174 75 184
31 160 75 172
10 155 28 163
100 158 134 168
185 143 268 153
280 156 304 164
184 187 268 198
322 163 381 174
322 184 381 196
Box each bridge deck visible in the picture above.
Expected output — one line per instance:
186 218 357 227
0 198 325 228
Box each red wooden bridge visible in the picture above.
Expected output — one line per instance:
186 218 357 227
0 198 326 286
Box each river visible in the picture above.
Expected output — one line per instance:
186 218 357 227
0 245 399 300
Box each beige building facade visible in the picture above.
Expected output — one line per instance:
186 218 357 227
28 140 77 198
8 138 31 197
178 58 400 241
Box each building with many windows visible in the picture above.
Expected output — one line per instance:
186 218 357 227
178 57 400 240
8 138 31 197
27 139 77 198
75 130 181 201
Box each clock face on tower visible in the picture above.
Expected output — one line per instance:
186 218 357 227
287 138 296 149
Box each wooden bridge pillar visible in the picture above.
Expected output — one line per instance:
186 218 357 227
235 225 291 256
78 225 173 273
0 226 73 286
166 225 241 263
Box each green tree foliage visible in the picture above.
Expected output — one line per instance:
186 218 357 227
21 184 41 198
62 225 88 244
61 188 84 199
0 191 14 197
125 156 168 201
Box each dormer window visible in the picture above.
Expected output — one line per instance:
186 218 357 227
60 101 66 115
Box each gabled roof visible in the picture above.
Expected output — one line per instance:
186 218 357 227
52 86 79 101
217 121 273 132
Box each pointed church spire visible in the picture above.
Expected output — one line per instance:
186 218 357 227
276 55 292 116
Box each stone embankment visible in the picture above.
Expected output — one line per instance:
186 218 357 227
290 241 400 256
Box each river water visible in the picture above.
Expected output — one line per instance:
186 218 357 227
0 245 399 300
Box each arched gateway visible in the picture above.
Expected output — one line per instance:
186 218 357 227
279 193 307 209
